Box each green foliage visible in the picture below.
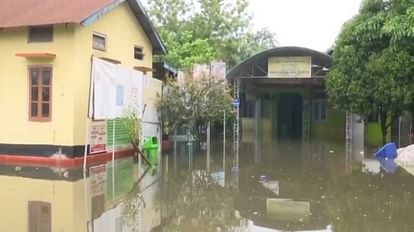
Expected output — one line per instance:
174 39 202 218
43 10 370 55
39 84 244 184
237 28 278 61
158 74 234 134
147 0 277 69
160 30 216 70
121 108 142 148
326 0 414 144
383 0 414 43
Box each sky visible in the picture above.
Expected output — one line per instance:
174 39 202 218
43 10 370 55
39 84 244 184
142 0 363 52
248 0 362 52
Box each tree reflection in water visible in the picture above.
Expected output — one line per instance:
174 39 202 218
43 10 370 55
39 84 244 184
122 192 145 232
161 170 245 232
121 166 151 232
327 170 414 232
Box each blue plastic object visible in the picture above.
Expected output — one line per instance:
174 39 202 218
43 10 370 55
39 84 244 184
378 158 397 173
374 142 397 159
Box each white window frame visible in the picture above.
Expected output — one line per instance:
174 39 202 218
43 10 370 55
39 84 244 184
93 32 107 51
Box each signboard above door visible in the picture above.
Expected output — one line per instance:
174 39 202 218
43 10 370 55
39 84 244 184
268 56 311 78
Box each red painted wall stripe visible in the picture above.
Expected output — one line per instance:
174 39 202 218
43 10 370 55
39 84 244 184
0 149 135 168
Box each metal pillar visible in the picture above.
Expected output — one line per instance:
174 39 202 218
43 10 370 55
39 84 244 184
223 111 226 172
232 79 241 192
352 114 364 162
233 79 241 165
173 127 177 173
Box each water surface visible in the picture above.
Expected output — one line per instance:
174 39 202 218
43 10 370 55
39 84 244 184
1 139 414 232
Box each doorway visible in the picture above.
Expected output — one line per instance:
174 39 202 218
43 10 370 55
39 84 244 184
277 93 303 140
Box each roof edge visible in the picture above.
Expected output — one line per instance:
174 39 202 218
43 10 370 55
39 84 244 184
226 46 332 80
81 0 126 26
80 0 166 55
128 0 167 55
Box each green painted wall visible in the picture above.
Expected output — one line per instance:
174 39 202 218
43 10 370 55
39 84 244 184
241 88 346 142
262 100 274 142
366 122 391 147
312 107 345 141
366 123 382 146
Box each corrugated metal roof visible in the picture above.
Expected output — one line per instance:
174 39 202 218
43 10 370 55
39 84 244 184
0 0 113 28
0 0 166 54
226 46 332 79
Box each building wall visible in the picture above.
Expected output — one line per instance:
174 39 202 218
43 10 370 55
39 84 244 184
366 122 391 147
0 24 76 146
239 88 346 142
312 107 345 141
72 1 153 146
0 2 154 151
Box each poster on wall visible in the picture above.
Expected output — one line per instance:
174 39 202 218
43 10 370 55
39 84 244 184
106 119 132 152
89 57 145 120
89 121 107 154
268 56 311 78
90 164 107 196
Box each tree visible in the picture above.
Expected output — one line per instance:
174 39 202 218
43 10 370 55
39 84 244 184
383 0 414 127
158 73 234 138
326 0 414 145
146 0 277 69
121 108 152 166
158 30 216 70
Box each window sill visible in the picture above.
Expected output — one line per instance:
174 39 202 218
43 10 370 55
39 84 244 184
93 47 107 52
16 52 56 59
29 118 52 122
134 66 152 72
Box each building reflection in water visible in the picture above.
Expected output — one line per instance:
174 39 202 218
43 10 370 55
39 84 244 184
0 156 161 232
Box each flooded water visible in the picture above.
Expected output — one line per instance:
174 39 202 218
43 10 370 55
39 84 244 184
1 139 414 232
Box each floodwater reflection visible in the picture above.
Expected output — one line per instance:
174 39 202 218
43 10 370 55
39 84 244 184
1 139 414 231
160 170 245 231
327 170 414 232
0 157 161 232
164 139 414 231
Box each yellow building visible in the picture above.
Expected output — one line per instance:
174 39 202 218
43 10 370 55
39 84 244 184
0 0 166 164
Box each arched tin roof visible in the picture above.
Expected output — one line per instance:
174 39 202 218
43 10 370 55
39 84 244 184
227 46 332 79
